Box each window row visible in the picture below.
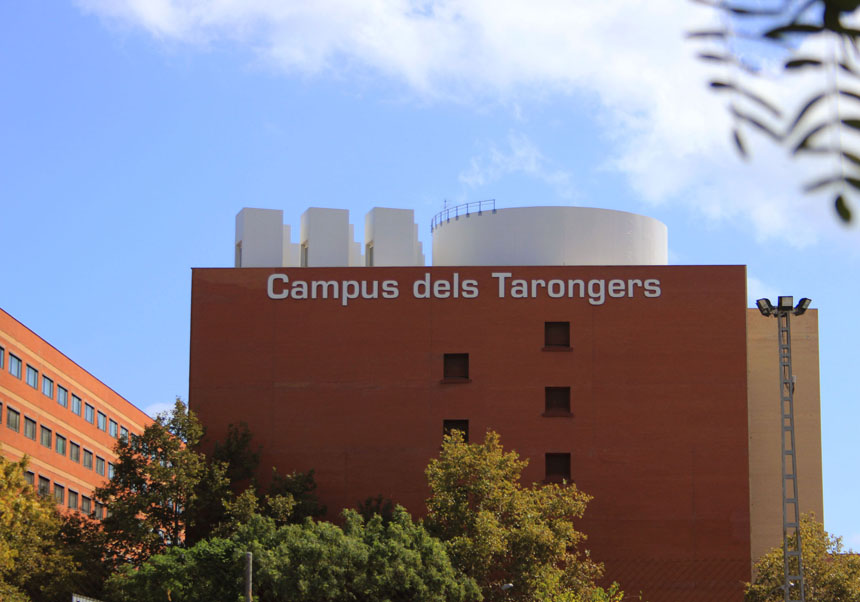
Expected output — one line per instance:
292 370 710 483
1 402 114 477
441 420 571 482
1 341 129 440
25 471 105 518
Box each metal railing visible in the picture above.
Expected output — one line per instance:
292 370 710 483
430 200 496 232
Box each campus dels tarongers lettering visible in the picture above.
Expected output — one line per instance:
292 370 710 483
267 272 661 307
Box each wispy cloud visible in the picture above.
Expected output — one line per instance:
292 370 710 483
76 0 858 246
459 132 576 199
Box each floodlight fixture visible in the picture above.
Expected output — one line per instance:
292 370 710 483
778 296 794 312
756 298 774 317
794 298 812 316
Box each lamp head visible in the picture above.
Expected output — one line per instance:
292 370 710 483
777 296 794 312
794 297 812 316
756 298 774 317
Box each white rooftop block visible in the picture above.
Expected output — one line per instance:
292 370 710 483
282 225 300 267
236 208 284 267
300 208 351 267
364 207 424 266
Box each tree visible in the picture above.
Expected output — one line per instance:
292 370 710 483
691 0 860 223
0 453 77 602
424 430 613 602
745 513 860 601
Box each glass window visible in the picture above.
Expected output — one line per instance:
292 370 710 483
54 484 65 505
108 462 115 479
9 354 22 378
55 434 66 456
42 375 54 398
6 408 20 432
68 490 78 510
95 456 105 476
109 419 118 438
120 426 128 441
0 345 4 369
40 426 52 448
71 394 82 416
26 365 38 388
38 476 50 497
97 412 106 431
70 441 80 462
57 386 68 408
24 417 36 440
81 496 92 514
25 471 34 486
83 449 93 469
84 404 94 424
95 502 105 520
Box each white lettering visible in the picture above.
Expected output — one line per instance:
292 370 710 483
341 280 360 306
312 281 338 299
627 279 643 297
608 279 626 298
413 273 431 299
644 279 662 298
547 279 565 298
382 280 399 298
492 272 512 297
291 280 308 299
267 274 289 299
462 279 479 298
588 279 605 305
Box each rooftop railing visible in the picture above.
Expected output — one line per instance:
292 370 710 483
430 200 496 233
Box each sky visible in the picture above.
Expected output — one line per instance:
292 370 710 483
1 1 858 549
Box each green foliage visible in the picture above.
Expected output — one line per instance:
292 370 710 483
356 494 397 525
267 468 327 522
425 430 609 602
690 0 860 223
745 514 860 602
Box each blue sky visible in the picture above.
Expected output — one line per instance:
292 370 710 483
2 2 858 549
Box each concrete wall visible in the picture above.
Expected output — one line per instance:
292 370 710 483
365 207 424 266
300 208 350 267
432 206 668 266
235 208 284 267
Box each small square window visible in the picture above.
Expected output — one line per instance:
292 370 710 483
545 453 571 484
68 490 78 510
25 471 35 486
120 426 129 441
57 386 68 408
24 417 36 440
83 449 93 469
40 426 52 448
443 419 469 442
442 353 470 382
97 412 106 431
9 354 22 378
71 395 82 416
70 442 80 463
81 496 92 514
95 456 105 476
26 365 39 388
544 387 572 416
84 404 95 424
42 376 54 399
544 322 570 349
109 419 118 438
6 408 20 432
55 434 66 456
38 476 50 497
54 484 65 505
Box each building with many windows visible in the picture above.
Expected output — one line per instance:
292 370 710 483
0 308 151 515
190 204 822 602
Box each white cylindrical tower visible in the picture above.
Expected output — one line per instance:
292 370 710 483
431 205 668 266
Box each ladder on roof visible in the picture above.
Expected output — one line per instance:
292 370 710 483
778 312 806 602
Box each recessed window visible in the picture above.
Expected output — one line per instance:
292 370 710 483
24 417 36 440
0 345 4 369
40 426 52 448
109 419 118 438
6 407 20 432
54 484 65 505
108 462 115 479
543 322 570 350
42 376 54 399
120 426 128 441
38 476 50 497
95 503 105 520
70 442 80 463
25 471 34 487
442 353 470 382
83 449 93 470
9 354 22 378
68 490 78 510
84 404 95 424
57 386 68 408
544 387 572 416
81 496 92 514
443 419 469 442
97 412 106 431
95 456 105 476
55 434 66 456
71 395 82 416
545 453 571 484
26 365 39 388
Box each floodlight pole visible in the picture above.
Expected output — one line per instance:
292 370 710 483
757 296 809 602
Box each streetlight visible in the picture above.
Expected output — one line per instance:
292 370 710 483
756 296 811 602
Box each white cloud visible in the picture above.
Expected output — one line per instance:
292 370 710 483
747 274 779 307
141 399 175 419
76 0 859 245
459 132 576 199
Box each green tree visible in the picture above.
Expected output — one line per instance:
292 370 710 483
424 430 613 602
746 514 860 602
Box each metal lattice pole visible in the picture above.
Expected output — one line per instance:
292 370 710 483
777 311 806 602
